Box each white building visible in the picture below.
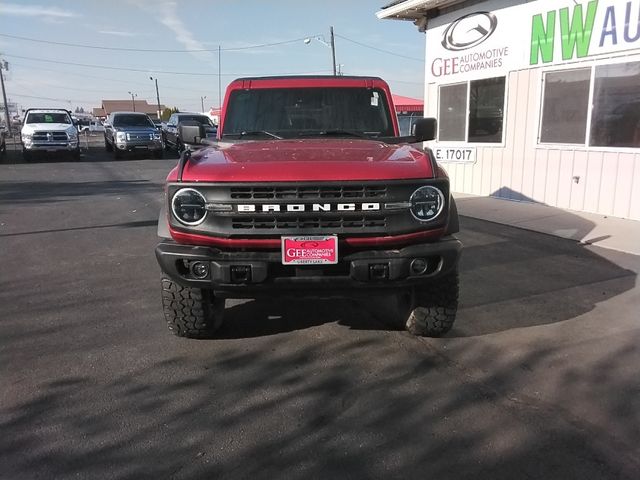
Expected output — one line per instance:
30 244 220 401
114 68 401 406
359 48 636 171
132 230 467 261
378 0 640 221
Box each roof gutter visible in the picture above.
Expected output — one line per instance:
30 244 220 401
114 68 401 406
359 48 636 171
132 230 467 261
376 0 468 26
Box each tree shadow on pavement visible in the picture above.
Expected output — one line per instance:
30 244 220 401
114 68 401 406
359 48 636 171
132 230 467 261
1 331 638 480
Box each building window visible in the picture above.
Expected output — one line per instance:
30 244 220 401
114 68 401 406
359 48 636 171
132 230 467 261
590 62 640 148
438 83 466 141
540 69 590 144
438 77 505 143
468 77 506 143
539 61 640 149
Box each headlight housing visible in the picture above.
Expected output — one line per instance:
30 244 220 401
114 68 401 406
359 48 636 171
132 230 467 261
172 188 207 226
116 131 127 142
22 133 33 141
68 129 78 140
153 132 161 140
409 186 445 222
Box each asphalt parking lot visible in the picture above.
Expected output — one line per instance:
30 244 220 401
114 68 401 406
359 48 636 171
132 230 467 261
1 142 639 479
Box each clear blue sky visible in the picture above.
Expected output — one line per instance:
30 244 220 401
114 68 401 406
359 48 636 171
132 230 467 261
0 0 425 113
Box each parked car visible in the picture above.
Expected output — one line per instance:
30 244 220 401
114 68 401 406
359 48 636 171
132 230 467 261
20 109 80 161
155 75 461 339
104 112 163 159
79 119 106 134
162 112 217 152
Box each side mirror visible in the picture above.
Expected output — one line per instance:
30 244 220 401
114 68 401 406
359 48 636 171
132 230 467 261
412 117 437 142
178 121 206 144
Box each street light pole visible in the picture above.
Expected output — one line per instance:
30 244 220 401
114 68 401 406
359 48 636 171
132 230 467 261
0 60 11 135
200 95 207 112
304 30 337 76
330 26 337 76
150 77 161 120
128 91 137 112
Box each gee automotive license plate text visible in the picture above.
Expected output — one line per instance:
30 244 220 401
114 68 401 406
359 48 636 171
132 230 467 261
281 236 338 265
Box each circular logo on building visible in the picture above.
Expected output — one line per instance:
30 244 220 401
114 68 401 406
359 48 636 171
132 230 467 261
441 12 498 51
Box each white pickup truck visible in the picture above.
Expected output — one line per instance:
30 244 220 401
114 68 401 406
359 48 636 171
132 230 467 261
21 109 80 160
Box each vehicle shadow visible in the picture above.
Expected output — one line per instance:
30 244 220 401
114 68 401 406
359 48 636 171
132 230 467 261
0 142 180 164
217 297 385 339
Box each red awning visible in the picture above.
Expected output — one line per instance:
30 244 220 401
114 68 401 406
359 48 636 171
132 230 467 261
392 94 423 112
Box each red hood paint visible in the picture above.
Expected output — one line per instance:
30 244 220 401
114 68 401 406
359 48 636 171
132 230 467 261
169 139 434 182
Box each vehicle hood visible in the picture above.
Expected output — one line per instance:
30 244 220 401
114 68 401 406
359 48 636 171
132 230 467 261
22 123 75 133
177 139 435 182
113 126 157 132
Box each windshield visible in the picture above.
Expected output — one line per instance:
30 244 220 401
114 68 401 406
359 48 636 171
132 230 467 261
113 114 155 128
177 115 214 126
26 112 71 124
222 87 394 139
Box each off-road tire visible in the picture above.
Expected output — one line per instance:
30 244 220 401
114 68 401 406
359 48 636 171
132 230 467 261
400 269 459 337
104 137 113 152
113 146 123 159
72 147 81 161
22 149 32 162
161 275 224 338
153 149 163 159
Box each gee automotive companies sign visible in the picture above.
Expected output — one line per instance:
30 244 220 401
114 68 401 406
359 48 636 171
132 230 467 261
425 0 640 83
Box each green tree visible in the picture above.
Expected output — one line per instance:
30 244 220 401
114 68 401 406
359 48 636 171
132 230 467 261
161 107 180 121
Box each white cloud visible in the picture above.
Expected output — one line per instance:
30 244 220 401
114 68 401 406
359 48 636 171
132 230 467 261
98 30 146 38
0 3 80 18
153 0 213 61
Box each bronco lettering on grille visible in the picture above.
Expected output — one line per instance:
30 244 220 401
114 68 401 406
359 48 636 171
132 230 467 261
237 203 381 213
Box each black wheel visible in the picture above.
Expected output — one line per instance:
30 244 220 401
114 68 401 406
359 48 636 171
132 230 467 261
161 275 224 338
113 146 123 159
153 149 163 159
397 269 459 337
104 136 113 152
72 147 81 161
22 149 32 162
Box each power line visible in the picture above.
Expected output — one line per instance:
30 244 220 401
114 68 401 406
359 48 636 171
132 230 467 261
335 34 423 62
3 53 332 77
7 61 211 93
0 33 318 53
10 92 95 104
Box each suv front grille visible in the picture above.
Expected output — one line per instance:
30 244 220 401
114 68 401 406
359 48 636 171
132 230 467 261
231 215 387 230
33 131 68 141
230 185 387 200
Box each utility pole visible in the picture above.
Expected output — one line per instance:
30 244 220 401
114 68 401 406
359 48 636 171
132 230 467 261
200 95 207 112
218 45 222 110
0 59 11 135
150 77 161 120
128 91 137 111
330 26 337 76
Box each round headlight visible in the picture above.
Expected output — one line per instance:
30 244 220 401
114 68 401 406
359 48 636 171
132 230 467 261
409 186 445 222
172 188 207 226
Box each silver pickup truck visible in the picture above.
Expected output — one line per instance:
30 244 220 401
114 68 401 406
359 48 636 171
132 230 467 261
104 112 163 159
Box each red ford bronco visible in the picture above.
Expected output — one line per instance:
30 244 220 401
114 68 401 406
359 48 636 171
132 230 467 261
156 76 461 338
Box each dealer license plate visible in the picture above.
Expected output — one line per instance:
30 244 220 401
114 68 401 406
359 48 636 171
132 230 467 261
281 235 338 265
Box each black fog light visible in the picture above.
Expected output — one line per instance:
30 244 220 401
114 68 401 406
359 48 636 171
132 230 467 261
369 263 389 280
410 258 428 276
191 261 210 279
230 265 251 283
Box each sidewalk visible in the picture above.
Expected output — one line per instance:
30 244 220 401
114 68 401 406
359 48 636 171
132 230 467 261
454 193 640 256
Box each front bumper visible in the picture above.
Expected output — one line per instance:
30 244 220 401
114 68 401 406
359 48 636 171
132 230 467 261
116 140 162 152
23 140 79 151
156 237 462 297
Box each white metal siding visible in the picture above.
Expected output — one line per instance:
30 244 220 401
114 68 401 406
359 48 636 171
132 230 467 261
427 69 640 220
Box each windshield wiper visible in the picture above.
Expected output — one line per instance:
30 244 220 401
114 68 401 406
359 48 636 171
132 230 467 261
299 129 375 139
224 130 283 140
